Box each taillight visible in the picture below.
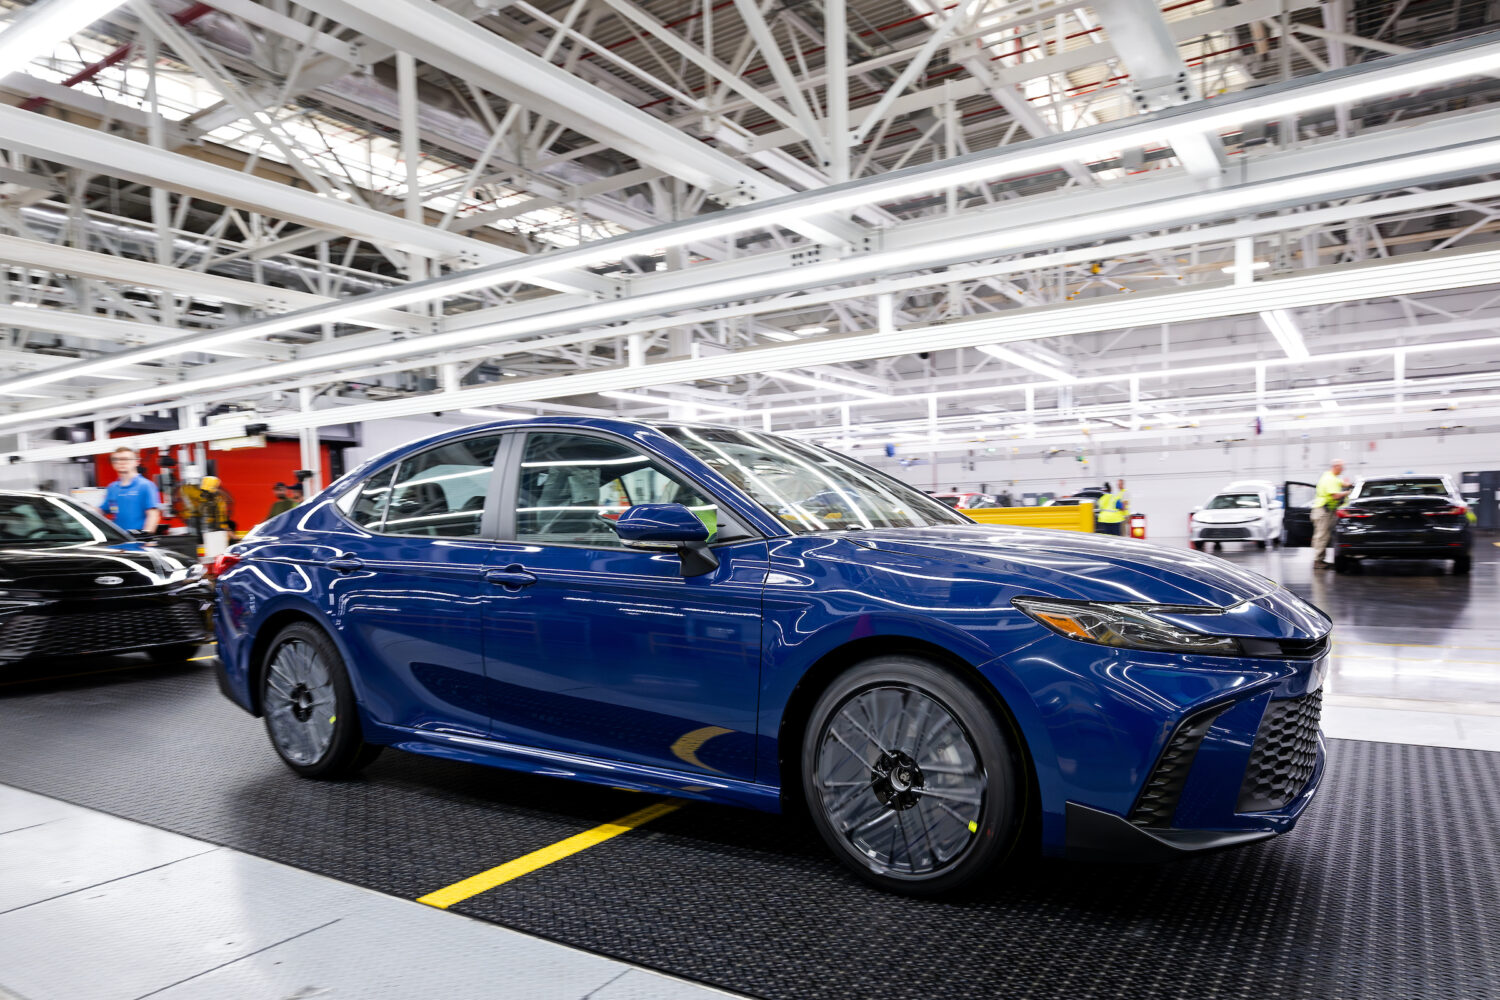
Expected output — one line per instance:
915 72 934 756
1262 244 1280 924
1335 509 1370 519
1425 505 1467 516
210 552 241 576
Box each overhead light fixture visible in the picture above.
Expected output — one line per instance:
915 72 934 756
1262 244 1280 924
458 407 532 419
0 0 126 73
768 370 893 400
793 325 830 335
976 344 1077 383
602 389 742 415
1220 261 1270 274
1261 309 1310 360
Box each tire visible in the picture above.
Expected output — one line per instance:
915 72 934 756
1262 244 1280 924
1212 542 1223 551
1256 540 1268 550
802 655 1023 897
260 622 381 779
147 642 201 664
1454 554 1472 575
1190 540 1204 551
1334 555 1356 574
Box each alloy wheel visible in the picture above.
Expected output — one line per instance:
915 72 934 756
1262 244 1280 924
812 685 987 878
264 638 337 765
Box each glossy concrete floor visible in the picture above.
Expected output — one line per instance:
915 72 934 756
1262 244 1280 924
0 534 1495 999
1190 533 1500 751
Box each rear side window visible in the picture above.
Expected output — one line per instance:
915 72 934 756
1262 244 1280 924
379 435 500 537
1358 478 1447 498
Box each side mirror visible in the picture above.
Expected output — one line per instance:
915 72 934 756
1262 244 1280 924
612 503 717 576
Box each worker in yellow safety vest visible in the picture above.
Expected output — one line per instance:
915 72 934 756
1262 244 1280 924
1096 485 1128 535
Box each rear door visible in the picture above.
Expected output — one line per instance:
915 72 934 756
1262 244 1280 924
1282 481 1317 547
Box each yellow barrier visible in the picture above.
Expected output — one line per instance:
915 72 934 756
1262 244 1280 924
962 504 1095 533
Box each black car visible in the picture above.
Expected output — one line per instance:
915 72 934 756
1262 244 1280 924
1333 475 1473 574
0 490 213 665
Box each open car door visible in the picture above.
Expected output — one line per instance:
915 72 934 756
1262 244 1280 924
1281 480 1317 547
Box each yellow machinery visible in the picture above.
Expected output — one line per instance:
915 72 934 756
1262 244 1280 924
962 504 1095 533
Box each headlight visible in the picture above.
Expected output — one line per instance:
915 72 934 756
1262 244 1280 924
1012 596 1241 655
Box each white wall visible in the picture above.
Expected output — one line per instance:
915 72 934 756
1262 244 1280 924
865 425 1500 539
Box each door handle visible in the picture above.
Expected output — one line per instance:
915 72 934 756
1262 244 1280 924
324 557 364 573
484 566 537 588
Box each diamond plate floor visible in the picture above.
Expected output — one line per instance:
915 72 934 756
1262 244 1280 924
1 660 1497 1000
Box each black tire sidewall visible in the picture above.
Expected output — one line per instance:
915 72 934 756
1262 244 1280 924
261 622 369 779
801 655 1021 896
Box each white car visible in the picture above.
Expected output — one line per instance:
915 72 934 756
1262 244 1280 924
1190 480 1284 550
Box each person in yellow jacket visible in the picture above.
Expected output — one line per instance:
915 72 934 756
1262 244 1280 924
1312 460 1349 568
1096 484 1128 535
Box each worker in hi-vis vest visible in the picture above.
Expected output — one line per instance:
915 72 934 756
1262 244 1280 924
1096 483 1128 535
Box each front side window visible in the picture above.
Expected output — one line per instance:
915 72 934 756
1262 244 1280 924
379 435 500 537
515 432 718 546
662 426 967 533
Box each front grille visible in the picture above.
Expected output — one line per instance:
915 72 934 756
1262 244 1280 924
1129 702 1231 829
0 601 208 661
1237 689 1323 812
1199 526 1253 540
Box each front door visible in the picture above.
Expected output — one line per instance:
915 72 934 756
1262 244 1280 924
482 429 765 781
1282 480 1317 547
320 432 502 737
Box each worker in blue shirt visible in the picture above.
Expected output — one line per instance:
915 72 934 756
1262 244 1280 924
100 446 162 535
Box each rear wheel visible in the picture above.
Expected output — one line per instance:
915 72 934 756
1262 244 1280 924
1334 555 1357 574
802 656 1022 896
147 642 201 664
261 622 381 779
1454 554 1472 575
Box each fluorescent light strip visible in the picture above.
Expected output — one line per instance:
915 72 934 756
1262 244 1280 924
2 42 1497 397
766 371 893 400
1260 309 1310 360
976 344 1077 383
6 247 1499 445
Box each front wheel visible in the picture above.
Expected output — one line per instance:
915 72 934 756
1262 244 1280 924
1256 540 1268 550
1454 554 1472 575
802 656 1023 896
261 622 381 779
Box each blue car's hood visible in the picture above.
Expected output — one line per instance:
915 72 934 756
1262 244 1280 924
846 525 1329 640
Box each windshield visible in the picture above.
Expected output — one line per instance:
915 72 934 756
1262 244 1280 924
933 495 961 508
0 493 131 546
1205 493 1262 510
1357 478 1448 498
662 427 968 533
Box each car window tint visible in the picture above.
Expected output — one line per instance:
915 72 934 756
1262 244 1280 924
1205 493 1261 509
0 494 127 544
381 436 500 537
1358 479 1447 498
515 432 716 546
339 466 396 529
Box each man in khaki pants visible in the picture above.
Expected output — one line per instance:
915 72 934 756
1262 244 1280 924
1311 459 1349 568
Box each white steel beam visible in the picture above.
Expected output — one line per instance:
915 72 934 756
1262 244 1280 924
291 0 863 247
0 105 610 296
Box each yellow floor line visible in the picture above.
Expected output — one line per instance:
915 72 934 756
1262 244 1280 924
417 801 680 909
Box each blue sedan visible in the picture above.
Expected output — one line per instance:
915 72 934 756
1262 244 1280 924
213 417 1328 894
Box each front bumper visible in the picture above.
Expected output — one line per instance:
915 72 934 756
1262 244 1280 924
1191 520 1272 542
1066 731 1326 861
0 589 213 664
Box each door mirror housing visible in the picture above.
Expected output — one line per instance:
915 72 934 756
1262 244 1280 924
612 503 718 576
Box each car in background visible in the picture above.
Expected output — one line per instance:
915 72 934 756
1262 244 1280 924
1191 481 1284 550
213 418 1328 895
1333 474 1472 574
0 489 213 666
930 491 1000 509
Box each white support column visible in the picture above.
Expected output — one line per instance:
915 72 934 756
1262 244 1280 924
1233 236 1255 286
396 51 427 284
825 0 849 183
298 388 321 496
